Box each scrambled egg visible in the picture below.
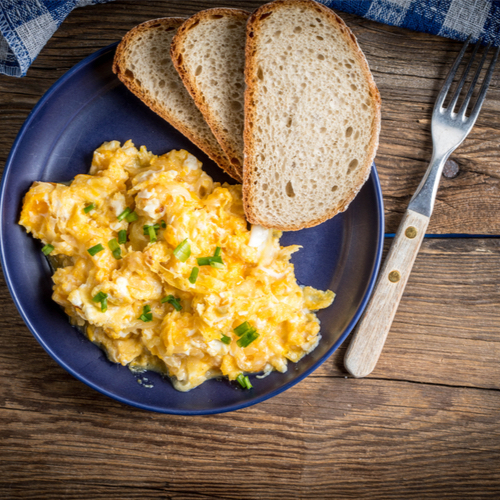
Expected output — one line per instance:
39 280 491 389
19 141 334 391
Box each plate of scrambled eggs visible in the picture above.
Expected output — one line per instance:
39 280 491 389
0 44 384 414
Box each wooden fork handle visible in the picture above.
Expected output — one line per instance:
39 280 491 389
344 209 430 378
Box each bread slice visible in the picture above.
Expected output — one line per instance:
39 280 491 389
112 18 239 181
243 0 381 231
171 9 250 181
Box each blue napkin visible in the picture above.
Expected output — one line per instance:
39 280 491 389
1 0 499 77
320 0 500 45
0 0 112 77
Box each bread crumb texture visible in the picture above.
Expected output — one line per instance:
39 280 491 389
175 11 248 174
113 19 236 180
244 0 380 230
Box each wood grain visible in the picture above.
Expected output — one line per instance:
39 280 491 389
345 209 429 378
2 239 500 498
1 0 499 233
1 1 500 499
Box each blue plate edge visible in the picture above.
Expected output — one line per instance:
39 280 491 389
0 44 385 416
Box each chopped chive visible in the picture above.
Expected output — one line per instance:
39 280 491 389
237 330 260 348
189 267 199 284
125 211 138 223
173 239 191 262
161 294 182 311
83 203 95 213
236 374 246 388
209 255 224 269
87 243 104 256
234 321 251 336
108 238 119 251
118 230 127 245
197 254 224 268
221 334 231 345
143 223 159 235
100 297 108 313
138 305 153 322
117 207 131 221
197 256 211 266
92 291 108 303
147 225 157 243
41 244 54 256
214 246 221 257
236 374 252 389
112 248 122 260
160 220 166 228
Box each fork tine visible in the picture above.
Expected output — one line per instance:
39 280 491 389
434 36 471 110
458 43 491 117
448 39 481 113
466 45 500 124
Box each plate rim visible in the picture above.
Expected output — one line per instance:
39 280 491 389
0 43 385 415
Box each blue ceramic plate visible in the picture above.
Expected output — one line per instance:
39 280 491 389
0 44 384 415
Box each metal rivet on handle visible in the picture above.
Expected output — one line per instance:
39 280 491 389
388 270 401 283
405 226 417 239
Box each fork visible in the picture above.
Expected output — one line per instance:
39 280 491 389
344 38 500 378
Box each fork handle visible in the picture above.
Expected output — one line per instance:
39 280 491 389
344 209 430 378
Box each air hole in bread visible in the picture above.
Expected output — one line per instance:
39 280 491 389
274 31 281 38
260 12 272 20
228 24 237 29
318 54 325 60
257 67 264 80
230 158 240 166
286 181 295 198
347 159 359 175
286 117 292 128
159 79 165 88
125 69 134 79
320 127 326 133
230 101 242 111
195 65 202 76
345 126 353 137
191 20 200 28
317 35 324 41
262 183 268 191
263 85 268 94
150 23 161 28
345 63 352 69
211 14 223 19
351 84 357 91
294 26 302 33
332 185 339 192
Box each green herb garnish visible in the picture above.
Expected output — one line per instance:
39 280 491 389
189 267 199 284
161 294 182 311
83 203 95 213
173 239 191 262
87 243 104 256
41 244 54 256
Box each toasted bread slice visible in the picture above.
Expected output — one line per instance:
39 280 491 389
171 9 250 181
243 0 381 230
113 18 238 181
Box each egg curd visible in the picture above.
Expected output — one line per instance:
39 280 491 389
19 141 334 391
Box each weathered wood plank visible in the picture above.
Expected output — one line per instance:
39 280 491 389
1 377 500 499
0 0 499 233
322 237 500 389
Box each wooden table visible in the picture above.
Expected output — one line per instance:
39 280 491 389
1 1 499 498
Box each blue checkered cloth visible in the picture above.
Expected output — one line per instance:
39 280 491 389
320 0 500 45
1 0 499 77
0 0 112 77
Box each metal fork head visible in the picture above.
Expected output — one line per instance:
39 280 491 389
432 37 499 155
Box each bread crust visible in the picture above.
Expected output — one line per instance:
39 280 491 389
113 17 239 181
171 8 251 183
243 0 382 231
